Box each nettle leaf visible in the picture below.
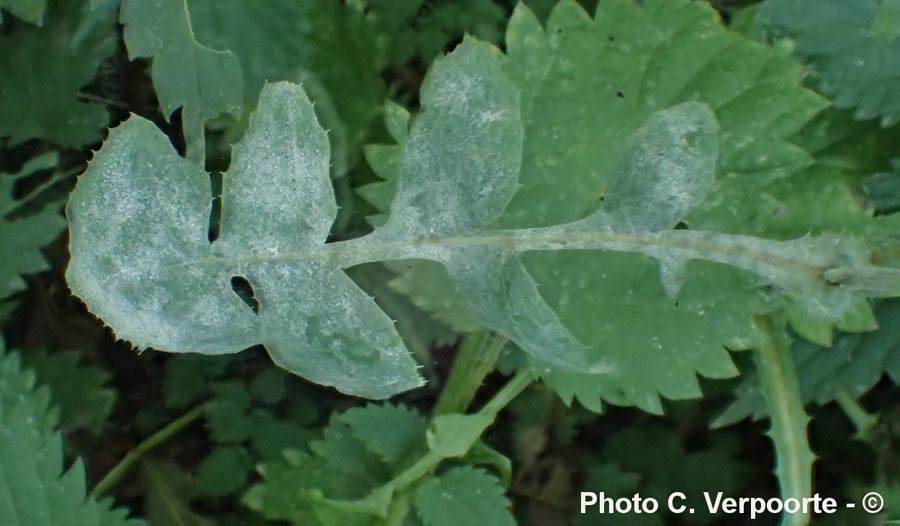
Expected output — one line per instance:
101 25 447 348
120 0 244 162
0 0 46 24
0 153 66 300
0 342 141 526
69 36 900 400
0 0 116 147
413 466 515 526
758 0 900 126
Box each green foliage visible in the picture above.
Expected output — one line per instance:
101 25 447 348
187 0 385 174
8 2 900 526
21 349 116 436
0 0 45 24
360 0 848 412
139 460 215 526
0 0 116 147
414 466 515 526
68 27 900 408
758 0 900 126
574 425 749 526
0 153 66 300
0 342 140 526
120 0 244 162
719 300 900 424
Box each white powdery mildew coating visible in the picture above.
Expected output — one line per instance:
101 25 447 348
602 101 719 232
383 37 523 238
217 83 335 254
66 117 256 354
67 83 422 399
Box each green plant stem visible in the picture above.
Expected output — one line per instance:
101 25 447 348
318 367 535 518
478 366 534 417
435 331 508 415
834 390 879 440
754 315 816 526
89 404 205 499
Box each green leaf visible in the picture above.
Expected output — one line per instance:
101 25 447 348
413 467 515 526
717 299 900 425
362 0 507 65
186 0 385 174
0 0 116 146
0 342 141 526
205 382 253 443
0 0 46 24
596 426 748 525
21 350 116 436
140 461 214 526
361 0 850 412
120 0 244 162
339 403 428 466
195 446 252 498
245 409 397 525
0 153 66 300
758 0 900 126
573 463 655 526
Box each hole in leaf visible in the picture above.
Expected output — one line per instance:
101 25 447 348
616 90 625 99
674 221 689 230
231 276 259 314
208 172 223 241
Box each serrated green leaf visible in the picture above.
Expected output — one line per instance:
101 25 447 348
248 367 287 404
413 467 514 526
0 342 142 526
186 0 385 174
195 445 252 498
718 299 900 425
205 382 252 443
340 403 428 466
758 0 900 126
0 0 46 24
0 0 115 146
22 350 116 436
120 0 244 162
0 153 66 300
361 0 871 412
362 0 507 65
245 408 397 525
